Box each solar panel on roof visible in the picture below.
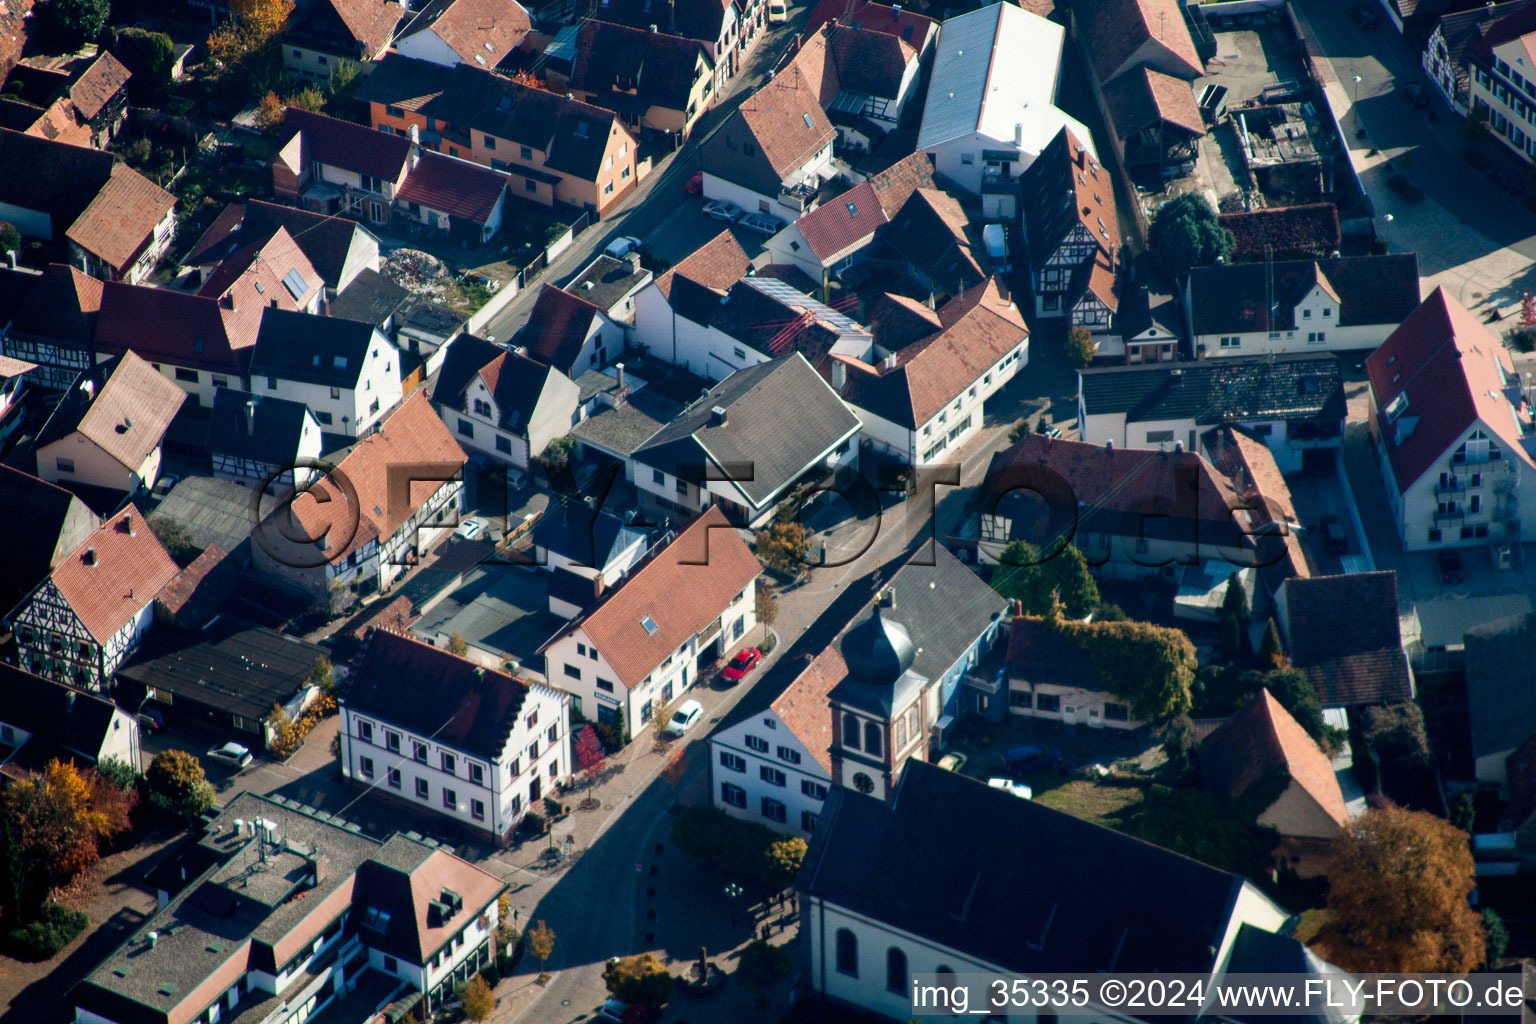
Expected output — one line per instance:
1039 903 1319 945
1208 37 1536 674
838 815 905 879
282 269 308 300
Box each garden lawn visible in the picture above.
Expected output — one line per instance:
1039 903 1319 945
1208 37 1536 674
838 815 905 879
1032 777 1147 832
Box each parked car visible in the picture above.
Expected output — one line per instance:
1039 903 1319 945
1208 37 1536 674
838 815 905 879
720 647 762 684
703 200 743 223
151 474 179 500
604 236 642 259
1403 82 1430 109
136 706 164 731
685 171 703 195
1319 514 1348 555
936 752 968 773
738 212 785 235
207 742 253 769
1438 549 1465 585
1041 424 1063 439
454 517 488 542
664 699 704 737
596 998 629 1023
987 777 1033 800
1004 745 1063 776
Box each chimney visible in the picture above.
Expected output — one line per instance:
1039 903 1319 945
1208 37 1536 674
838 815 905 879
224 291 237 311
1105 439 1113 449
709 405 728 426
615 361 625 391
882 352 897 371
593 574 605 600
81 378 95 398
124 511 134 536
625 250 642 272
148 931 159 949
1014 122 1023 147
891 2 901 16
85 547 97 566
831 360 846 391
1175 440 1184 453
649 22 658 30
245 399 257 435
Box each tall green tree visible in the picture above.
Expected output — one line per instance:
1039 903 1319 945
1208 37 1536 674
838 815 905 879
992 541 1098 617
1148 192 1233 282
1257 617 1287 669
38 0 109 51
113 27 175 101
1039 545 1100 619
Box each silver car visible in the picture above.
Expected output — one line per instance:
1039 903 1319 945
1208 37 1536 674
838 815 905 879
739 212 785 235
703 200 743 223
207 742 253 769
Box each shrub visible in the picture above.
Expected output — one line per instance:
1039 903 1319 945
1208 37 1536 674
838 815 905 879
7 903 88 959
145 750 214 821
759 632 778 655
604 953 672 1007
671 806 803 888
0 221 19 257
516 810 545 839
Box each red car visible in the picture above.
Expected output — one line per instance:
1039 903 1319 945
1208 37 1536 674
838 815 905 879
685 171 703 195
721 647 762 684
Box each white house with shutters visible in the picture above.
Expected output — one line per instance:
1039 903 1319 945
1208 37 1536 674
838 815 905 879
340 630 570 840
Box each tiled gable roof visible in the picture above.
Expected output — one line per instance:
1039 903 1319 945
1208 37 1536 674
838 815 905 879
284 390 467 560
795 181 886 262
197 225 322 314
864 150 936 215
68 51 130 120
399 0 531 66
1281 572 1411 707
0 126 116 233
700 65 835 195
61 351 186 471
1200 426 1310 591
980 434 1249 550
1200 690 1348 829
653 228 750 301
250 308 379 388
476 349 561 432
277 106 412 183
1188 254 1420 336
1021 126 1118 271
519 284 603 373
348 630 533 761
48 504 179 644
884 186 987 290
356 841 506 962
0 464 99 614
95 283 248 373
583 0 732 46
548 506 760 688
770 647 844 775
1080 0 1202 82
63 163 174 273
804 0 938 51
570 19 711 112
833 279 1025 428
1102 65 1205 137
1437 1 1529 97
316 0 406 55
1364 286 1533 491
7 263 101 346
395 150 506 224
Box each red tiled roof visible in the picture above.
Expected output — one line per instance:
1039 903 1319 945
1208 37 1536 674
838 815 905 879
26 98 91 145
521 284 602 371
732 65 837 180
865 150 936 216
550 506 761 688
1281 572 1411 708
197 225 323 318
401 0 531 66
653 229 749 300
74 351 186 470
155 544 237 628
64 163 174 273
1365 286 1533 491
277 106 411 184
286 390 467 561
773 644 845 774
325 0 407 56
1200 690 1348 829
68 51 130 121
795 181 886 262
396 151 506 224
804 0 937 50
1103 66 1206 137
49 504 179 644
96 284 247 374
1080 0 1202 82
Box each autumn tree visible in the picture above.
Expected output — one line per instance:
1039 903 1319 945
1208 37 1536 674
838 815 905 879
1065 325 1096 368
145 749 215 821
1314 806 1483 973
754 584 778 642
526 920 556 972
755 522 808 574
255 91 285 134
573 725 605 793
207 0 295 90
604 953 672 1007
1 760 114 917
459 974 495 1020
268 702 297 755
495 892 518 952
447 631 469 656
1257 617 1287 669
763 836 807 889
660 746 687 787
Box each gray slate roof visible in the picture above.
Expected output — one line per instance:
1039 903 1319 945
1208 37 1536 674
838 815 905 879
1078 353 1346 426
571 386 684 458
914 4 999 149
205 388 313 467
827 544 1006 715
1466 610 1536 759
327 268 408 328
250 308 382 388
800 759 1261 974
633 353 861 510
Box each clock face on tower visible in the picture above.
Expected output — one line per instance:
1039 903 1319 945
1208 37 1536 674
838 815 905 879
852 771 875 794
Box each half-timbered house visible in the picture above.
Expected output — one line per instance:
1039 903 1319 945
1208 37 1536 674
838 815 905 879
1020 126 1120 328
0 264 102 391
7 505 179 692
206 387 322 494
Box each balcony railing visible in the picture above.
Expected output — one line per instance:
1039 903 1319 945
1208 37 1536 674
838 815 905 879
1435 506 1465 523
1434 478 1466 497
779 180 819 212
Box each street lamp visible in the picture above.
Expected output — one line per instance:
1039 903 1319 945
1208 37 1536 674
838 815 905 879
723 882 743 927
1353 74 1362 108
1383 213 1394 252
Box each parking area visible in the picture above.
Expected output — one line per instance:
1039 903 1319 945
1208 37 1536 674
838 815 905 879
641 198 774 265
1286 471 1361 576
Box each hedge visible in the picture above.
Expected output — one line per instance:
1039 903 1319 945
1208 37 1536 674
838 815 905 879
8 903 88 959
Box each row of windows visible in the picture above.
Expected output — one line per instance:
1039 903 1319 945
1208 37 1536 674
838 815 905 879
720 783 818 829
841 715 883 757
354 718 491 785
718 752 828 796
1008 690 1131 720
